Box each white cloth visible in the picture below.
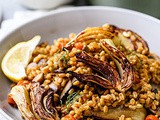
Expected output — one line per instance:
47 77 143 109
0 10 48 40
0 5 74 40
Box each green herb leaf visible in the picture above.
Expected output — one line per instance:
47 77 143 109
65 92 81 113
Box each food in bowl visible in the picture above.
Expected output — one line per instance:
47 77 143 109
1 24 160 120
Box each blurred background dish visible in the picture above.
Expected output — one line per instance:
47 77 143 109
17 0 73 9
0 0 160 21
90 0 160 18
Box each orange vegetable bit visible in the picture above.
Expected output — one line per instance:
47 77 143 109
17 80 30 86
145 115 158 120
58 42 65 49
63 114 76 120
8 94 16 106
58 39 68 49
75 42 83 50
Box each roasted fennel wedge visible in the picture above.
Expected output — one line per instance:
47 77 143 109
10 85 36 120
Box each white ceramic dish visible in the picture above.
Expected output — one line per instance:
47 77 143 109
17 0 72 9
0 6 160 120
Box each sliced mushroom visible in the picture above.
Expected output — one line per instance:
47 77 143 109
32 73 44 83
92 107 146 120
30 82 59 120
60 80 72 99
10 85 36 120
100 40 134 91
49 82 58 92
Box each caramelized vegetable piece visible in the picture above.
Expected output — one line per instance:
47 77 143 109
66 25 149 55
103 25 149 54
63 114 76 120
68 71 113 89
75 51 119 86
145 115 158 120
92 107 146 120
10 85 36 120
8 94 16 106
100 41 134 92
66 27 114 47
73 51 133 92
43 90 60 120
30 82 59 120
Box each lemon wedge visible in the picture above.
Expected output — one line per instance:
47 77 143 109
1 35 41 83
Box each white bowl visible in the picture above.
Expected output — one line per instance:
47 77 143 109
0 6 160 119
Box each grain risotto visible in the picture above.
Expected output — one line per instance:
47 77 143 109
7 24 160 120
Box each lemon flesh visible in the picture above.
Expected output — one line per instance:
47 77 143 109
1 36 41 83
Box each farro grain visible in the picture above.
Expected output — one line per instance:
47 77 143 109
42 66 50 74
151 104 157 110
130 35 136 41
119 93 125 100
68 88 74 95
125 118 132 120
100 97 105 106
112 101 119 107
61 79 67 87
73 80 80 86
119 115 125 120
136 104 143 109
129 105 136 110
123 31 131 37
69 110 75 116
103 105 108 113
132 91 138 99
146 97 151 105
130 99 136 105
33 54 47 63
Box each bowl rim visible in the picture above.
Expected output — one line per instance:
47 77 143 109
1 6 160 119
1 6 160 43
